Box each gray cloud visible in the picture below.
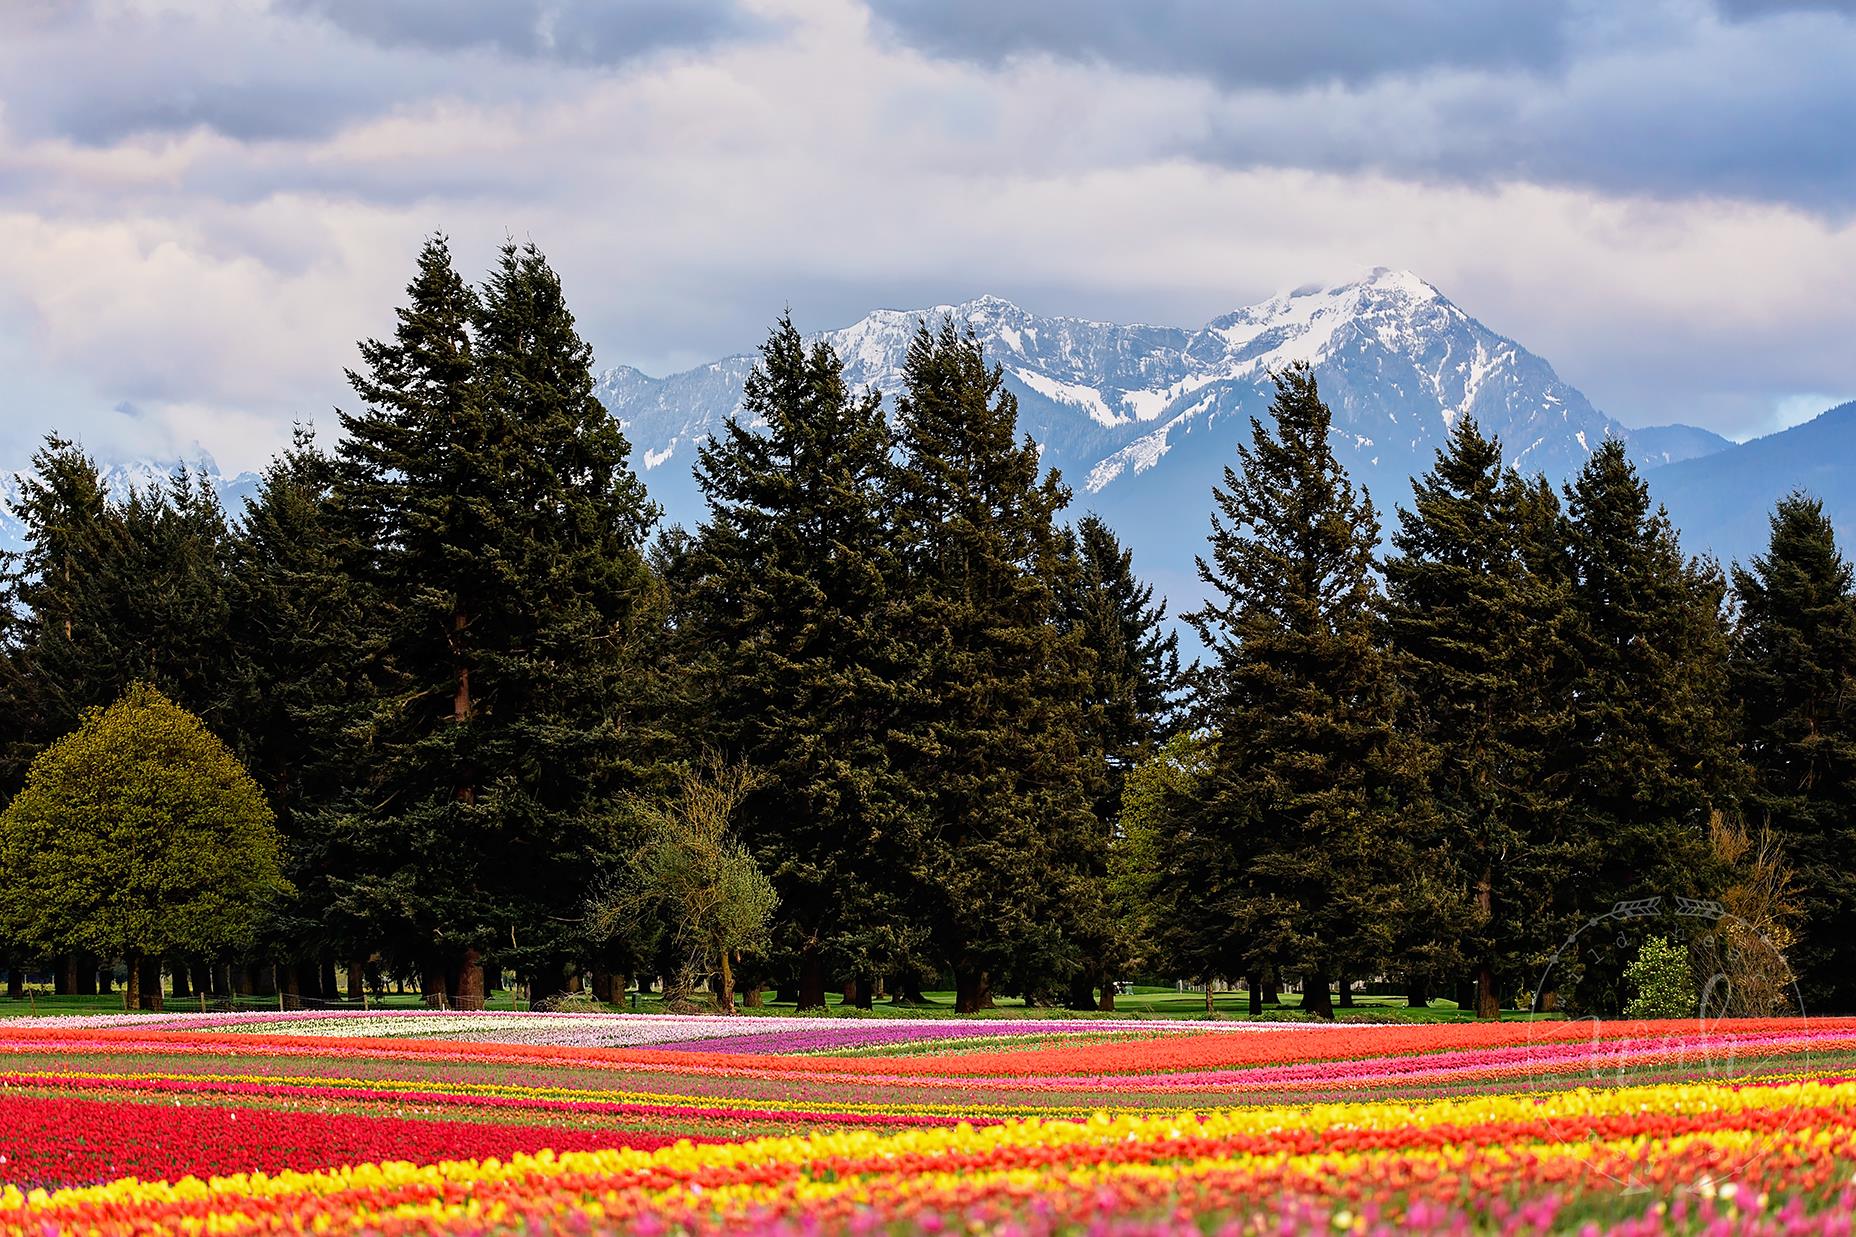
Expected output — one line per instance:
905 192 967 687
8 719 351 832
282 0 770 65
871 0 1856 211
867 0 1577 89
0 0 771 147
0 0 1850 470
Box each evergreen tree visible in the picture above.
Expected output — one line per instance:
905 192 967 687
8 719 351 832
1185 362 1426 1019
1558 440 1741 1010
890 320 1099 1013
1384 418 1570 1017
0 437 112 788
1 439 236 778
330 236 657 1002
1057 513 1181 1009
229 426 382 992
680 314 917 1009
1731 493 1856 1010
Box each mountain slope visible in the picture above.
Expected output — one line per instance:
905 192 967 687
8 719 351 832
1649 402 1856 567
600 269 1733 615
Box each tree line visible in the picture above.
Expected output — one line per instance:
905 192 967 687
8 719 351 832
0 235 1851 1016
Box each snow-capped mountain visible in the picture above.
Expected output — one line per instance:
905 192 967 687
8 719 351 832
598 269 1730 610
3 272 1750 634
0 452 262 555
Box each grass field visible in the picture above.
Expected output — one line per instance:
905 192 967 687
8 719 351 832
0 984 1505 1022
0 1006 1851 1233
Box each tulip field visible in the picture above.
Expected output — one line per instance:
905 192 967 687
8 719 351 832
1 1011 1854 1234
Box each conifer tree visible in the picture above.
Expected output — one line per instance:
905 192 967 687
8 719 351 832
0 437 112 788
1384 418 1569 1017
680 315 917 1010
1057 513 1180 1009
890 320 1099 1013
1185 362 1426 1019
1731 493 1856 1010
229 427 381 991
1 439 237 771
331 236 657 1002
1558 441 1741 1010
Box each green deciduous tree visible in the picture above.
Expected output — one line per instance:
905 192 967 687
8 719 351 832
1186 363 1430 1020
0 683 289 1010
1730 493 1856 1010
593 760 777 1013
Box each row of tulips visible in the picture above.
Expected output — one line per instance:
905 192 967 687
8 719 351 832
5 1079 1856 1234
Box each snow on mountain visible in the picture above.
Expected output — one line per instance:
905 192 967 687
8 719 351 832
592 270 1752 632
5 271 1748 636
599 269 1726 547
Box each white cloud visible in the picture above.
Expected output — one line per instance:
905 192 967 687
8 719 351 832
0 0 1851 474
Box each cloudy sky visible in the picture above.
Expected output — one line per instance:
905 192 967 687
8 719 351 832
2 0 1853 473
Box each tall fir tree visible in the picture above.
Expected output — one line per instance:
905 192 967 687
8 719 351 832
1731 493 1856 1010
890 320 1100 1013
680 314 918 1010
1056 513 1181 1009
1185 362 1428 1019
1558 440 1742 1011
331 236 657 1002
0 437 112 789
1 438 236 767
1383 418 1570 1017
229 426 383 994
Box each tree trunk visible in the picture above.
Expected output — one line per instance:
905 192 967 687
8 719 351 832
54 955 71 996
1246 970 1263 1016
421 964 447 1008
1337 970 1354 1008
1408 973 1430 1008
742 985 764 1008
347 962 365 1003
483 963 502 995
125 953 141 1012
171 960 193 1000
718 949 736 1013
1263 966 1280 1005
211 962 230 998
1098 973 1116 1012
1067 968 1099 1011
454 948 485 1011
954 966 994 1014
6 965 22 1000
139 956 164 1012
1475 864 1501 1019
74 951 98 996
1302 965 1335 1020
97 963 112 996
590 968 615 1004
281 963 302 1010
1476 963 1502 1020
796 946 827 1011
1204 980 1216 1014
320 958 340 1003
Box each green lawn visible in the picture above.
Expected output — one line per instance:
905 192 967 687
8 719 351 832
1 983 1551 1021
